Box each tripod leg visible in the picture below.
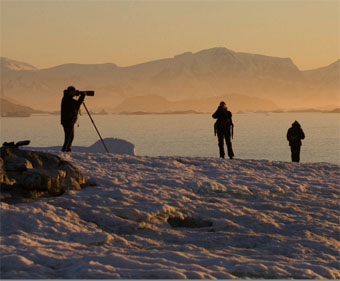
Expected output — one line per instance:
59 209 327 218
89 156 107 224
83 103 109 153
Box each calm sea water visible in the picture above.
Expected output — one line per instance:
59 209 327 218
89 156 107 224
1 113 339 164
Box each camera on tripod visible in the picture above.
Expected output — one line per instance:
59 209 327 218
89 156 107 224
64 86 94 96
75 90 95 96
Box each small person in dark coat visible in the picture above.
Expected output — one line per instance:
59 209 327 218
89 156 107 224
286 120 305 162
212 101 234 159
61 86 85 152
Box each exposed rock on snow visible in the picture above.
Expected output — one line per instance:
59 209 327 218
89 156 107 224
167 216 213 228
0 146 86 203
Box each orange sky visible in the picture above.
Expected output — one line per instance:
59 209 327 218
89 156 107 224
1 0 339 70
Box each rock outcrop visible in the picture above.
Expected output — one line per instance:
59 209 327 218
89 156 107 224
1 145 86 204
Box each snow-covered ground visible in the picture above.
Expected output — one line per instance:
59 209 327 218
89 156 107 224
1 152 339 279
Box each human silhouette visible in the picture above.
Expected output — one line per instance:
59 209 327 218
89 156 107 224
286 120 305 162
61 86 85 152
212 101 234 159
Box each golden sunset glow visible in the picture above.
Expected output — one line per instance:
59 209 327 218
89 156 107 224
1 2 340 278
1 0 339 70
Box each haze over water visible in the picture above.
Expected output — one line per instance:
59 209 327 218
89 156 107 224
1 113 338 164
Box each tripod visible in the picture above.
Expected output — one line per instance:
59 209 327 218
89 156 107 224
83 102 109 153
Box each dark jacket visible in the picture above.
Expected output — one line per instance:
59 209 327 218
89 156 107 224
61 94 85 125
212 105 233 130
287 121 305 147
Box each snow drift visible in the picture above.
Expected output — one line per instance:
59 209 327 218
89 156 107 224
1 152 339 279
25 138 136 155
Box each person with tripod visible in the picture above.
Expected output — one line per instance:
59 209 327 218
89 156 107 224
61 86 85 152
212 101 234 159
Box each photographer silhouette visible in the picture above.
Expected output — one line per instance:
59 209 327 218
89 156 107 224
60 86 85 152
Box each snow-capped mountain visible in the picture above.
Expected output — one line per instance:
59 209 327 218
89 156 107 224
119 48 307 103
302 60 340 95
303 59 339 82
0 57 38 71
0 98 43 115
1 48 338 111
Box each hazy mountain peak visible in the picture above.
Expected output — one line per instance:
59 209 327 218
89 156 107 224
174 52 193 59
42 62 118 72
302 58 340 84
196 47 235 56
0 57 38 71
175 47 234 58
324 59 340 69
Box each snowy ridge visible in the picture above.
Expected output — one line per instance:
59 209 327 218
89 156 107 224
1 153 339 279
0 57 38 71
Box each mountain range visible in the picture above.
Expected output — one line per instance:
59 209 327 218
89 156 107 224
114 94 278 113
1 47 339 113
0 98 44 116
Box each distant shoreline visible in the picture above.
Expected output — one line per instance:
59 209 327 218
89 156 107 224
2 108 339 117
117 109 340 115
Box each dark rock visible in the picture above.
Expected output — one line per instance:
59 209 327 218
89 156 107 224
0 145 86 204
167 217 213 228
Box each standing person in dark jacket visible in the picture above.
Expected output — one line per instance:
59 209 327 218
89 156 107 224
212 101 234 159
286 120 305 162
61 86 85 152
